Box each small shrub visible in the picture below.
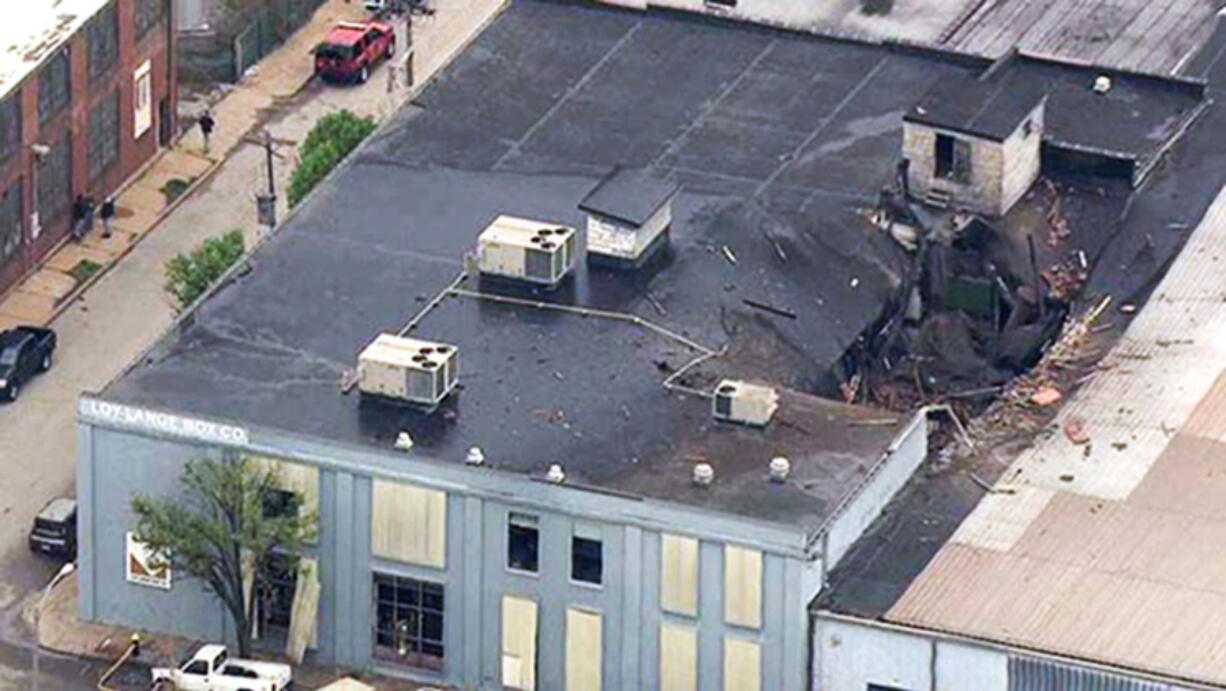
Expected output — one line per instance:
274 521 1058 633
164 230 245 312
70 259 104 284
288 110 376 207
160 177 195 204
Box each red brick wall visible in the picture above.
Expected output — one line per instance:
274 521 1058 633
0 0 177 297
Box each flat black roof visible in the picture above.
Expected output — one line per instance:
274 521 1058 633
578 166 679 227
904 73 1046 141
101 0 1214 532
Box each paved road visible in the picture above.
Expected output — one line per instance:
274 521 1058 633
0 40 407 681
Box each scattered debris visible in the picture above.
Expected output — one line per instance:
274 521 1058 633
1030 387 1062 407
1059 473 1075 482
646 292 667 316
1064 416 1089 444
1120 303 1137 314
721 245 738 265
742 298 797 319
1111 441 1128 451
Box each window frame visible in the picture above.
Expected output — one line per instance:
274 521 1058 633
88 90 121 182
37 139 72 225
87 2 120 83
134 60 153 139
38 50 71 125
934 132 972 184
0 182 22 271
371 572 445 671
0 96 19 166
507 512 540 575
134 0 167 40
570 530 603 587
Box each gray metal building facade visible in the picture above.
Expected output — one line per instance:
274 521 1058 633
78 397 929 689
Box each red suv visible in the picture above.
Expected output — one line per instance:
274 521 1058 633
314 21 396 83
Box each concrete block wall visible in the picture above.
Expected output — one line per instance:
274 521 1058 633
998 101 1044 214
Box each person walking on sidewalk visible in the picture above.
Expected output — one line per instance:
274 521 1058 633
200 111 216 155
100 196 116 239
72 195 96 242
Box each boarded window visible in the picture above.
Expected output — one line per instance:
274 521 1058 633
0 182 21 270
88 90 120 181
370 479 446 568
134 0 167 38
37 139 72 225
38 50 71 124
659 623 697 691
88 3 120 82
661 534 698 616
501 595 538 690
723 637 761 691
250 456 319 522
0 97 19 165
372 573 444 670
134 61 153 139
935 133 972 183
724 544 762 629
565 608 602 691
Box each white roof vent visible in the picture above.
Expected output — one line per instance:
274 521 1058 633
358 333 459 408
394 431 414 451
1092 75 1112 94
546 464 566 484
769 456 790 482
476 215 578 287
693 463 714 487
466 446 485 465
712 379 779 427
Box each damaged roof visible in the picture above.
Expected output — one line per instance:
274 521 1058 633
1 0 113 101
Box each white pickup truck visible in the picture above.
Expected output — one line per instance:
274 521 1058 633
151 644 293 691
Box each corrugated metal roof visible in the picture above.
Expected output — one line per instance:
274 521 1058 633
888 185 1226 686
1 0 114 101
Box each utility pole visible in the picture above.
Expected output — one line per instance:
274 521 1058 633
245 130 292 235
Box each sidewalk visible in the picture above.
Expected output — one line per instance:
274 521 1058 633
0 0 370 332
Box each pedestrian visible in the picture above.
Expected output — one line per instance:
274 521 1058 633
82 195 96 239
100 196 116 239
71 195 87 242
200 111 216 155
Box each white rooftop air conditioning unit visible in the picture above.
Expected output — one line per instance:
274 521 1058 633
357 333 458 408
712 379 779 427
476 215 577 287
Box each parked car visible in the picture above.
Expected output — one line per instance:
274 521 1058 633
313 20 395 84
0 326 56 401
28 497 77 560
152 644 292 691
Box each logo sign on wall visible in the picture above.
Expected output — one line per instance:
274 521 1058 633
126 532 172 590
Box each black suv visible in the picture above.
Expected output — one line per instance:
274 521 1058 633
29 497 77 560
0 326 56 401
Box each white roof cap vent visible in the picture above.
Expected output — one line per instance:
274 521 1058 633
712 379 779 427
769 456 791 482
546 464 566 484
394 431 414 451
1093 75 1112 94
693 463 715 487
465 446 485 465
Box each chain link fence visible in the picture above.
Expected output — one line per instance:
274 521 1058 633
233 0 330 80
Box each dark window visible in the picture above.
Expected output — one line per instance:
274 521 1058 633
934 133 971 183
0 97 19 165
867 685 911 691
134 0 167 38
37 140 72 225
88 3 120 82
706 0 738 7
261 488 301 519
507 512 539 573
571 533 602 586
183 660 208 675
372 573 444 670
88 90 120 181
38 50 71 124
0 182 22 270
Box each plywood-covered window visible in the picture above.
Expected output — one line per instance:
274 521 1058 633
723 544 761 629
565 608 602 691
250 457 319 522
661 533 698 616
723 637 761 691
659 622 697 691
371 479 446 568
502 595 538 690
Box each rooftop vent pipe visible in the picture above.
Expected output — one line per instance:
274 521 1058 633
769 456 791 483
1093 75 1112 94
546 464 566 484
466 446 485 465
395 431 414 451
693 463 714 487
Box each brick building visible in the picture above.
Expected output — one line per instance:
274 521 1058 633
0 0 177 296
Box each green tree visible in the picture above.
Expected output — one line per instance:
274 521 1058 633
288 110 377 207
163 230 245 313
131 457 316 657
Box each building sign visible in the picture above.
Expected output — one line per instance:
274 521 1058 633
126 532 171 590
82 399 249 446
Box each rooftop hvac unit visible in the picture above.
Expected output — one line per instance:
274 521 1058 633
712 379 779 427
476 215 578 287
357 333 458 407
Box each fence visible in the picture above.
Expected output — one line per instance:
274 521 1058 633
233 0 330 80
